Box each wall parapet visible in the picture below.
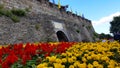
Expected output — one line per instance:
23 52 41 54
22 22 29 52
0 0 91 23
36 0 91 23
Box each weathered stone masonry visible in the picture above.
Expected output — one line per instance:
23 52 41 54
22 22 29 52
0 0 96 44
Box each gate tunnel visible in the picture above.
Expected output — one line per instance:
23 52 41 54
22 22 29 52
56 31 69 42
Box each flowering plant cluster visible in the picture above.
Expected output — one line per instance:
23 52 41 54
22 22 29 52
37 41 120 68
0 41 120 68
0 42 75 68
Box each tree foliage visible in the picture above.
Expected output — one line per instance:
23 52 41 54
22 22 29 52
99 33 113 39
110 16 120 33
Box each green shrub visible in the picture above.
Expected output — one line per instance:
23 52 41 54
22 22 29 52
0 4 28 23
25 8 30 12
4 10 13 17
11 9 26 16
0 9 3 16
82 24 85 27
11 15 20 22
35 24 40 30
76 29 80 33
46 37 53 42
93 32 99 37
0 4 5 16
0 9 6 15
0 4 4 9
0 9 13 17
87 26 91 29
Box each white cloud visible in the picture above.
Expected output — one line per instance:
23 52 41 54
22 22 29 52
92 12 120 34
92 12 120 26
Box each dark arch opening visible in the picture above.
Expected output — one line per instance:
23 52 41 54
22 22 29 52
56 31 69 42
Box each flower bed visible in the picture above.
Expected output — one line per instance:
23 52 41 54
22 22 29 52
0 42 75 68
37 41 120 68
0 41 120 68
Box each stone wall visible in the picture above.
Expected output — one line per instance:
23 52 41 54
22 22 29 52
0 0 96 44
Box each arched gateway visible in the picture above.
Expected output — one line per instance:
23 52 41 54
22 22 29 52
56 31 69 42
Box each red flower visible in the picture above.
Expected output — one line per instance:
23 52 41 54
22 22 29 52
45 53 50 57
0 57 2 64
2 46 11 55
21 54 31 64
2 51 18 68
2 62 9 68
40 43 55 53
55 42 75 53
0 49 3 59
24 43 37 56
13 43 23 56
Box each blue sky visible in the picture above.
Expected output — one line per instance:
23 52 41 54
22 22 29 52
49 0 120 34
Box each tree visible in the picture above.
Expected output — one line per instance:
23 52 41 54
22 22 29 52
110 16 120 41
110 16 120 34
99 33 113 39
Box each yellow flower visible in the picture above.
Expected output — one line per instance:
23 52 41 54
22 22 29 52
54 63 65 68
108 65 115 68
109 60 116 67
67 52 72 56
46 56 50 59
55 58 62 63
71 56 76 61
82 57 87 62
87 56 92 60
93 61 99 67
87 63 93 68
95 55 100 60
98 64 103 68
115 67 120 68
78 63 86 68
37 63 47 68
101 56 109 61
23 44 26 48
68 58 73 63
0 46 2 49
35 41 120 68
74 53 80 57
62 58 67 63
49 56 56 62
84 54 89 57
73 61 80 67
69 65 74 68
61 53 67 57
91 54 96 59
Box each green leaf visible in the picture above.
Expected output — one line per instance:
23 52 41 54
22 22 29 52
26 60 36 66
32 64 37 68
11 62 23 68
50 52 55 56
86 59 94 64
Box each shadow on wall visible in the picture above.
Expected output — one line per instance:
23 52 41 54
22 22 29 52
56 31 69 42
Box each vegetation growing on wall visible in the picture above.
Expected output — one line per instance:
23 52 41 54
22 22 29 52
82 24 85 27
93 32 99 38
92 32 99 41
35 24 40 30
0 4 28 22
86 26 92 30
11 9 26 17
76 29 80 33
0 4 4 9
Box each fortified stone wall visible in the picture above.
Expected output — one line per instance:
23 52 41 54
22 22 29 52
0 0 96 44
